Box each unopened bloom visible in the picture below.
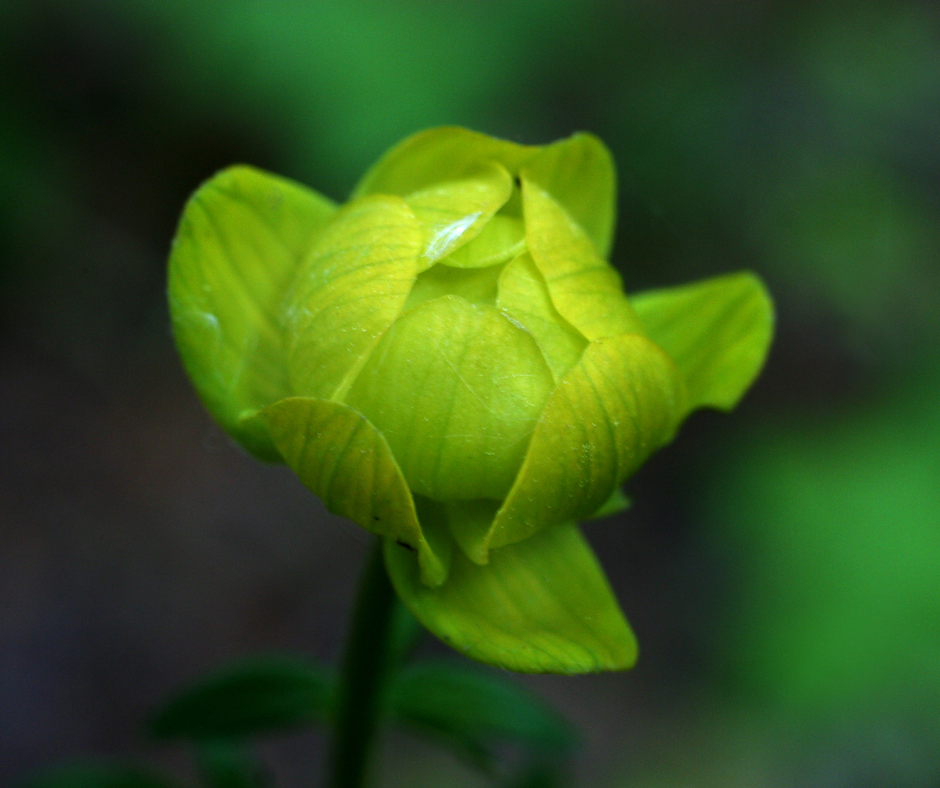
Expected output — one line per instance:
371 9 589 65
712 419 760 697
168 128 772 673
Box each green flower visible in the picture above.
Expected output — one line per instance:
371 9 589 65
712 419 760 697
168 128 773 674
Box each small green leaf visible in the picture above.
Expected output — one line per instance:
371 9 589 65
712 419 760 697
168 165 336 460
344 296 555 503
285 194 424 401
390 661 575 770
522 179 642 341
263 397 450 587
488 333 686 552
352 127 536 199
148 655 333 740
521 132 617 258
631 271 775 413
385 522 637 674
497 253 587 382
20 763 181 788
196 741 266 788
405 162 513 263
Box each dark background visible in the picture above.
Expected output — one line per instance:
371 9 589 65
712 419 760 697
2 1 939 786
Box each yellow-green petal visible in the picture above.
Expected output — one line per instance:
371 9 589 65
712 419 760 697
522 178 643 341
497 253 587 382
263 397 449 587
631 271 774 413
521 132 617 258
168 165 336 460
385 522 637 674
487 333 686 552
285 195 424 401
345 296 555 502
404 162 513 264
352 127 537 199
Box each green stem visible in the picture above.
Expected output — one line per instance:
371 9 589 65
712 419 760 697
327 537 399 788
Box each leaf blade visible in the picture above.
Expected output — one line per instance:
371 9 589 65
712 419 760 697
390 661 576 770
148 655 333 740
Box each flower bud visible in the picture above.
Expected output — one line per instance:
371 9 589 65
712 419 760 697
168 128 773 673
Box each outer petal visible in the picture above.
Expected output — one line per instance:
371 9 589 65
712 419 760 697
521 132 617 258
522 178 643 341
352 127 537 199
345 296 555 502
630 271 774 413
263 397 451 587
168 165 336 460
385 522 637 674
486 333 686 552
404 162 513 264
285 194 424 401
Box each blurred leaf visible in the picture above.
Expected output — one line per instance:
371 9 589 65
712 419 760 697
390 660 575 771
502 761 568 788
19 764 180 788
709 385 940 723
196 741 266 788
148 655 334 740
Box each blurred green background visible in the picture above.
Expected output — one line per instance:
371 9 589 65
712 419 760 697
1 1 938 786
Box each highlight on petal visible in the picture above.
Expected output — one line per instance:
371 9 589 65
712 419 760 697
168 165 336 460
404 162 513 264
497 253 587 382
285 195 424 402
263 397 450 587
522 178 643 341
521 132 617 258
385 521 637 674
344 296 555 502
487 333 686 552
352 127 537 199
445 214 526 269
631 271 774 413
